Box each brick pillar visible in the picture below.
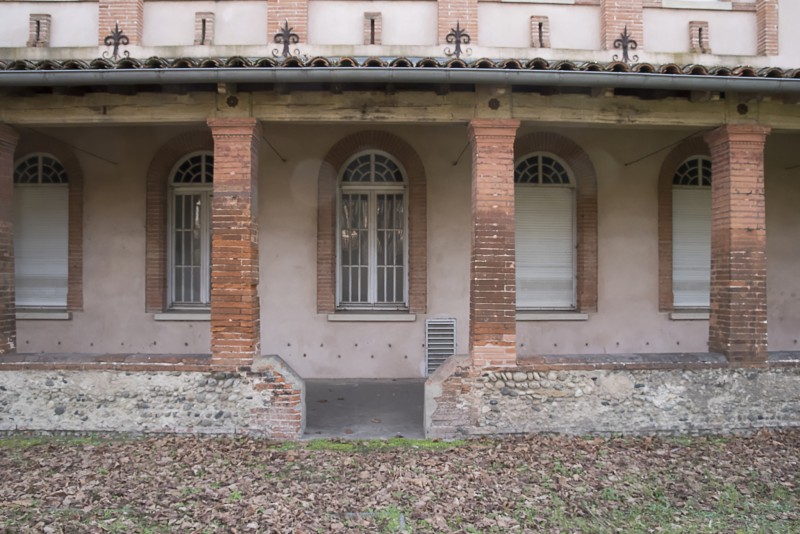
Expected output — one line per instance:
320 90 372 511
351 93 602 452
207 119 262 368
756 0 779 56
98 0 144 45
437 0 478 45
704 124 770 366
601 0 643 51
467 119 520 368
0 125 19 356
267 0 309 44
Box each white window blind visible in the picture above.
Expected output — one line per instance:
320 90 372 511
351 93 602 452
13 186 69 307
515 186 575 309
672 188 711 308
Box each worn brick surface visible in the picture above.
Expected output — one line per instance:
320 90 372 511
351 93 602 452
208 119 261 366
601 0 643 51
467 119 519 368
756 0 778 56
27 14 51 48
704 124 770 366
268 0 308 45
0 125 19 356
98 0 143 45
438 0 478 46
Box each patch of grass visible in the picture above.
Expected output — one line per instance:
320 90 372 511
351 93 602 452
0 434 105 449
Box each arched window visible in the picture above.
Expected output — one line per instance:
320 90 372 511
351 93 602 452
13 154 69 308
672 156 712 308
168 152 213 308
337 151 407 308
514 153 576 310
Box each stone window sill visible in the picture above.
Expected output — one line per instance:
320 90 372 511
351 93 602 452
660 1 732 11
517 312 588 321
327 313 416 322
16 310 71 320
154 312 210 321
670 311 709 320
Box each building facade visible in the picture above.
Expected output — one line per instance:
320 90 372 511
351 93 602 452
0 0 798 438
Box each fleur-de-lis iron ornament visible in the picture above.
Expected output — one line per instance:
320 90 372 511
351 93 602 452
102 22 130 61
272 20 300 58
613 25 639 64
444 21 472 59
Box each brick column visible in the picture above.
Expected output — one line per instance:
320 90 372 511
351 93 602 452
704 124 770 366
601 0 643 51
98 0 144 45
267 0 309 44
207 119 262 368
756 0 779 56
437 0 478 45
0 125 19 356
467 119 520 368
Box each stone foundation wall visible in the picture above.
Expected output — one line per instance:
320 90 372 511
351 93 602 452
0 355 305 439
426 357 800 438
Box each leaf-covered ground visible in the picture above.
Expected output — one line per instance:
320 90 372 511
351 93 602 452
0 430 798 533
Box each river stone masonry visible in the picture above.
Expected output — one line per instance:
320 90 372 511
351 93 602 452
425 356 800 437
0 355 304 439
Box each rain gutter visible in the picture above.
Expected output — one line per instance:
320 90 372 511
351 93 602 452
1 67 799 94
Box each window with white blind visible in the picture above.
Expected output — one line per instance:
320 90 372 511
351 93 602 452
337 151 407 309
514 153 576 310
168 152 213 308
672 156 712 308
13 154 69 308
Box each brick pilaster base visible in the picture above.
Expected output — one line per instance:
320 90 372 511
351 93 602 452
207 118 262 368
704 124 770 366
467 119 520 368
0 125 20 356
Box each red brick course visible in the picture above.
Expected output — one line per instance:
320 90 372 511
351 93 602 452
657 136 710 312
98 0 143 45
268 0 309 45
0 125 19 356
208 119 262 367
467 119 520 368
514 132 598 313
145 131 214 314
316 131 427 314
704 124 770 366
438 0 478 46
601 0 643 51
756 0 778 56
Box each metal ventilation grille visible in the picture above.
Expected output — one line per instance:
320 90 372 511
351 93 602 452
425 318 456 375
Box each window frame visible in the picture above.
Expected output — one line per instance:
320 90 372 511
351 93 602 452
12 152 70 310
514 151 578 311
671 155 712 310
166 151 213 310
335 150 409 311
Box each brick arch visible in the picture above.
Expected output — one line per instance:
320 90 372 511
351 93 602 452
15 134 85 311
317 131 427 313
514 132 598 312
657 136 710 312
145 130 213 313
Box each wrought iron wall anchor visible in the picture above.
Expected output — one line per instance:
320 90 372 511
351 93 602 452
613 25 639 64
272 20 300 58
444 21 472 59
102 22 130 61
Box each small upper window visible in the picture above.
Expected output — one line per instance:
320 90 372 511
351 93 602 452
515 154 571 185
342 153 404 183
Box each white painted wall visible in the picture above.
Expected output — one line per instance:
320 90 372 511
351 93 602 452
0 2 97 48
308 1 437 46
644 8 757 56
478 4 600 50
143 2 268 46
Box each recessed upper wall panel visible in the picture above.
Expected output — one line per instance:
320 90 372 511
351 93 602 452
0 2 98 48
308 1 437 46
478 4 600 51
644 8 758 56
143 2 268 47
